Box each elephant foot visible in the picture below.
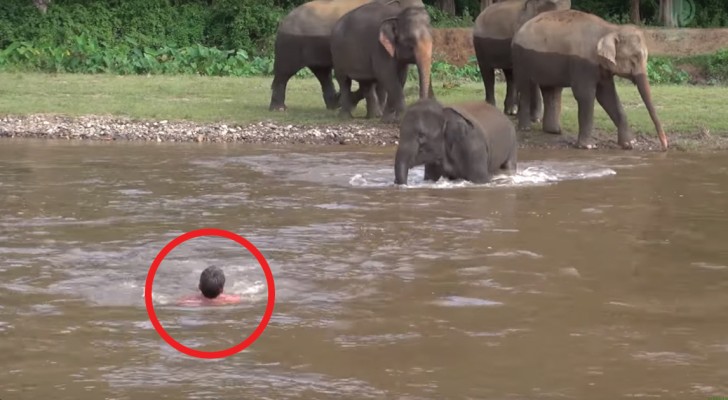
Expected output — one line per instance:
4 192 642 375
543 125 562 135
531 117 542 124
366 109 383 119
269 104 287 112
517 123 532 132
338 110 353 119
575 139 597 150
381 113 400 124
504 106 518 116
618 138 636 150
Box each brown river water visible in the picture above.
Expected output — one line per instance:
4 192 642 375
1 140 727 400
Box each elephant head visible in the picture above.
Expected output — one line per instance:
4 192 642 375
379 6 433 100
394 99 472 184
596 26 669 150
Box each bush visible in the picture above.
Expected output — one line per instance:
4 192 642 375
0 0 284 56
0 37 276 76
647 57 690 84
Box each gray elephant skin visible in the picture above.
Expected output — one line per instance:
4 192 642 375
269 0 379 112
512 10 669 151
394 99 518 185
331 2 434 122
473 0 571 115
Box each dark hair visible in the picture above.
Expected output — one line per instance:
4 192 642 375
198 266 225 299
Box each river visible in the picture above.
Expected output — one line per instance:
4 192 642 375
1 139 727 399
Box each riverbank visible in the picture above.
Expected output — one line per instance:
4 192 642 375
3 113 727 152
1 73 728 151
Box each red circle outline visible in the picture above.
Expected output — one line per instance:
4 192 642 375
144 228 275 359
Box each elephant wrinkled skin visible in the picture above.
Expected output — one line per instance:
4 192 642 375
472 0 571 115
394 99 518 185
331 2 434 123
512 10 669 151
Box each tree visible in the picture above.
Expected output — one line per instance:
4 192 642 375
32 0 51 13
437 0 456 15
630 0 641 24
659 0 677 27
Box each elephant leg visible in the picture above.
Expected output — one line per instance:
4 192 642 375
530 84 543 123
516 77 532 131
269 69 297 112
380 66 406 123
396 65 408 110
571 84 598 149
596 78 633 149
424 163 443 181
501 146 518 174
311 67 338 110
480 66 496 106
336 74 354 119
362 82 380 119
350 83 368 108
376 84 387 114
503 69 518 115
541 86 563 134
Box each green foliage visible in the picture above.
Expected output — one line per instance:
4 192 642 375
0 36 275 77
647 57 690 84
679 49 728 84
425 4 473 28
704 49 728 83
203 0 285 55
0 0 285 56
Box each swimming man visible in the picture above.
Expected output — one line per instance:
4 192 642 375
177 265 242 306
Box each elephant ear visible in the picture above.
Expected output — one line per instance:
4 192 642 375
597 32 619 71
379 18 398 58
442 108 475 143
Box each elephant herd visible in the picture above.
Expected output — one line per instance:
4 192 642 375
268 0 670 185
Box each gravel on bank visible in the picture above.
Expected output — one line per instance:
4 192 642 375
1 114 725 151
0 114 401 146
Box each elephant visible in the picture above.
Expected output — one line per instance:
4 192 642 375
330 2 435 122
472 0 571 116
269 0 381 112
511 10 669 151
394 99 518 185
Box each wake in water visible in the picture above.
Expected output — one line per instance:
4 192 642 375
349 161 617 189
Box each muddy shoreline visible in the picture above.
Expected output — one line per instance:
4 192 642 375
1 113 726 152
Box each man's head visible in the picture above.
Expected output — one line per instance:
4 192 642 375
198 266 225 299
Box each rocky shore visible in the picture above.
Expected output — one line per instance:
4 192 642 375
1 113 724 151
0 114 401 146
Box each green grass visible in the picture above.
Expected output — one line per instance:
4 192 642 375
0 72 727 137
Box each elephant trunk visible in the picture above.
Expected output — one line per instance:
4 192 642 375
394 147 412 185
635 73 669 151
415 32 433 100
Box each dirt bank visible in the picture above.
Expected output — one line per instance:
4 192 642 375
2 114 726 152
432 27 728 66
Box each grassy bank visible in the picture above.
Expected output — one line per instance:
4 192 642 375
1 72 727 140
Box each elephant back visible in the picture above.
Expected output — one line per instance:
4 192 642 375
278 0 376 36
512 9 614 58
447 102 517 169
447 102 511 137
473 0 527 40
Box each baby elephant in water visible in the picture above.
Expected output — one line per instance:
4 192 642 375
394 99 518 185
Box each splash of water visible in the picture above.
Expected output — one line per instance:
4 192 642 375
349 162 617 189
